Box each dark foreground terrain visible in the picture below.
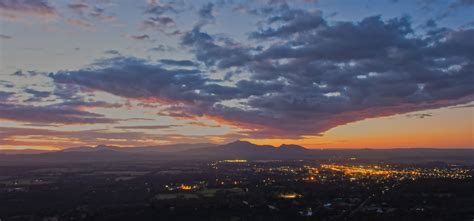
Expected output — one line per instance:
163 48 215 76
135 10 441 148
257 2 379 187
0 155 473 221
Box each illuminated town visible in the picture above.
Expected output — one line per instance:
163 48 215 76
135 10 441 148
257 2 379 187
319 164 472 180
1 158 472 220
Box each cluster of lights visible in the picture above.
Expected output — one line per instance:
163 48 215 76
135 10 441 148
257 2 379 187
320 164 472 180
221 160 248 163
321 164 399 177
179 184 194 190
165 184 199 191
278 193 301 199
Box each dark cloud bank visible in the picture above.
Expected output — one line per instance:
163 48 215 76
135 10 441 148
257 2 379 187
51 5 474 138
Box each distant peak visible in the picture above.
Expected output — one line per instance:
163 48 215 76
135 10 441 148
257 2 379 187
228 140 253 145
279 144 307 150
279 144 304 148
222 140 261 149
93 145 121 152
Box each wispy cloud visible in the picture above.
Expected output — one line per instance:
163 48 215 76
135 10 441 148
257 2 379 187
0 34 12 39
405 113 433 119
67 3 89 15
67 18 94 29
0 0 57 20
0 103 118 124
115 125 179 130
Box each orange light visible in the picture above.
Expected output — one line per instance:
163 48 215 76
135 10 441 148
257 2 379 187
179 184 193 190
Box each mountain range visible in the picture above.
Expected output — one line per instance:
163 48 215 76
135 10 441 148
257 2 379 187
57 141 311 159
0 141 473 165
62 143 216 153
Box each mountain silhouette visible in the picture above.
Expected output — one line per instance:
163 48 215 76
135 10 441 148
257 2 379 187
183 140 309 159
1 141 473 165
63 143 216 153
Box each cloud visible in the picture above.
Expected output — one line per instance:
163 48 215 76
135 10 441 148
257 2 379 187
187 121 221 128
0 126 222 148
123 34 154 42
405 113 432 119
450 103 474 109
0 0 56 19
199 3 215 20
0 80 14 88
141 0 179 32
122 33 151 41
145 0 177 16
0 127 167 148
159 59 197 66
0 103 118 124
24 88 51 101
50 11 474 138
115 125 179 130
51 56 240 104
197 2 215 27
434 3 474 21
0 79 123 124
89 6 116 21
394 0 474 21
66 2 116 27
149 44 175 52
142 16 175 30
67 18 94 29
50 83 123 109
0 91 14 102
250 6 326 39
68 3 89 15
181 27 254 68
0 34 12 39
129 34 150 40
104 49 121 55
11 70 46 77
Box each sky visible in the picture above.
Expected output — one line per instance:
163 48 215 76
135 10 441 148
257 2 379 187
0 0 473 150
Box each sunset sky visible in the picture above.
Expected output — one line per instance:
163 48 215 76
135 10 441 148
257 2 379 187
0 0 473 150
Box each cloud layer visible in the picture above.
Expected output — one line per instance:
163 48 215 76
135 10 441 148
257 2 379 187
50 4 474 138
0 1 466 142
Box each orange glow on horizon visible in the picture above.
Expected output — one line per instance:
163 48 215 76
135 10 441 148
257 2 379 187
245 105 473 149
1 105 472 150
